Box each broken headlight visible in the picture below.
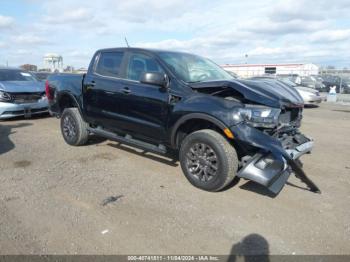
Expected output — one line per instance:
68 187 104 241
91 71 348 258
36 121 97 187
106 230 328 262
234 106 281 128
0 90 12 102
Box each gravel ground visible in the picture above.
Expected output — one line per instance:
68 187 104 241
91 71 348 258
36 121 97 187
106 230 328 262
0 103 349 255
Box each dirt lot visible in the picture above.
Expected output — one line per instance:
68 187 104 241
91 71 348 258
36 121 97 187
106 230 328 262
0 103 349 255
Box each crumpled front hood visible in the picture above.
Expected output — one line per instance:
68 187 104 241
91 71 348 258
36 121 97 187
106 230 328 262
190 79 304 108
0 81 44 93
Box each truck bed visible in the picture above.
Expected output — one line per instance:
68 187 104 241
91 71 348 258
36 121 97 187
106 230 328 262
46 73 85 115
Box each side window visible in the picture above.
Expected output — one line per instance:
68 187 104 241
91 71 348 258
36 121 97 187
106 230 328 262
95 51 124 77
127 53 163 81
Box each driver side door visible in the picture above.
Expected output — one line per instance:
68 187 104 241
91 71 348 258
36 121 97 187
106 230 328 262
117 52 170 143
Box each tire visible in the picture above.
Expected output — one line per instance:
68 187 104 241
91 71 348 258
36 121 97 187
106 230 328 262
60 108 89 146
179 129 238 192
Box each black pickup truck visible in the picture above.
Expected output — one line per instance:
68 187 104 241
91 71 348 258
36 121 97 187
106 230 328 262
46 47 320 194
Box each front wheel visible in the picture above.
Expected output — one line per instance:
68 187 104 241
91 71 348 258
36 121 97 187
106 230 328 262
179 129 238 192
60 108 89 146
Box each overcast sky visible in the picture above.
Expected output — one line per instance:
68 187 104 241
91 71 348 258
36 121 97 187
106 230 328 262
0 0 349 68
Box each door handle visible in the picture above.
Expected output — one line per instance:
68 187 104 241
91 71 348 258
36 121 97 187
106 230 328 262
122 87 131 94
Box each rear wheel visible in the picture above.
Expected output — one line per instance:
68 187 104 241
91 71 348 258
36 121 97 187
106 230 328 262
60 108 89 146
179 129 238 192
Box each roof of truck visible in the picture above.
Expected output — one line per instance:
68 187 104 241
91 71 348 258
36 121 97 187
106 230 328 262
96 47 193 55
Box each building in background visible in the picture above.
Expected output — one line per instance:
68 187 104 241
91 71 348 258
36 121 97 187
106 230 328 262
63 65 74 73
43 53 63 72
222 63 319 78
20 64 38 72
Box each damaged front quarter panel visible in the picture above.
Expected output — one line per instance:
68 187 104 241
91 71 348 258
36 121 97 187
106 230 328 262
190 79 320 194
230 123 321 194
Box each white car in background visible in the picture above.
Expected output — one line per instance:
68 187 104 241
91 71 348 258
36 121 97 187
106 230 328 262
279 78 323 106
249 76 323 106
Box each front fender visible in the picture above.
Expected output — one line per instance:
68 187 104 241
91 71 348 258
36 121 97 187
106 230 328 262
168 93 243 147
170 113 229 148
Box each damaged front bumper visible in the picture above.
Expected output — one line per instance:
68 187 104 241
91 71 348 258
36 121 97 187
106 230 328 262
231 123 321 194
0 98 48 119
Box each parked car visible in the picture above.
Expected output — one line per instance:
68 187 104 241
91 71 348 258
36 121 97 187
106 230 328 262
46 48 320 195
277 74 299 83
298 76 315 88
310 75 328 92
0 67 48 119
321 75 342 93
341 77 350 94
250 76 322 106
279 78 323 106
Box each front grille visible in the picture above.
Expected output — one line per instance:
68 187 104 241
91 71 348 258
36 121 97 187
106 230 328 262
10 92 45 104
279 108 302 125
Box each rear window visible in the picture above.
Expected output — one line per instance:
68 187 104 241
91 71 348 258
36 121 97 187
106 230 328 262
95 52 124 77
0 70 37 81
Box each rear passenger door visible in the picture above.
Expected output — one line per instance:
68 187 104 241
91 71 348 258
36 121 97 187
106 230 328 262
83 50 127 130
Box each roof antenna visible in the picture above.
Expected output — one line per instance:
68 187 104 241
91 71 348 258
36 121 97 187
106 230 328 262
124 37 130 48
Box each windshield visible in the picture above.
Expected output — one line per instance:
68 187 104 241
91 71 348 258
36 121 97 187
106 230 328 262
0 70 38 82
157 52 233 83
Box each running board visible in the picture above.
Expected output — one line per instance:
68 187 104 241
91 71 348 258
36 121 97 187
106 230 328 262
87 127 167 154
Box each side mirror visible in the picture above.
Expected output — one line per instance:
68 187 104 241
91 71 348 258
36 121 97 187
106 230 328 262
140 72 168 88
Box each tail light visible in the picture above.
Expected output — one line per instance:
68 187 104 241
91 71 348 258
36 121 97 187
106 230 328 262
45 80 53 100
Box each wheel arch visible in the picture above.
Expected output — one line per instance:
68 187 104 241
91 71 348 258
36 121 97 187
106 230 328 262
57 91 83 116
170 113 232 149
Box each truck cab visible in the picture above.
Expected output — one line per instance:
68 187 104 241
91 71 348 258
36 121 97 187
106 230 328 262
83 49 172 143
